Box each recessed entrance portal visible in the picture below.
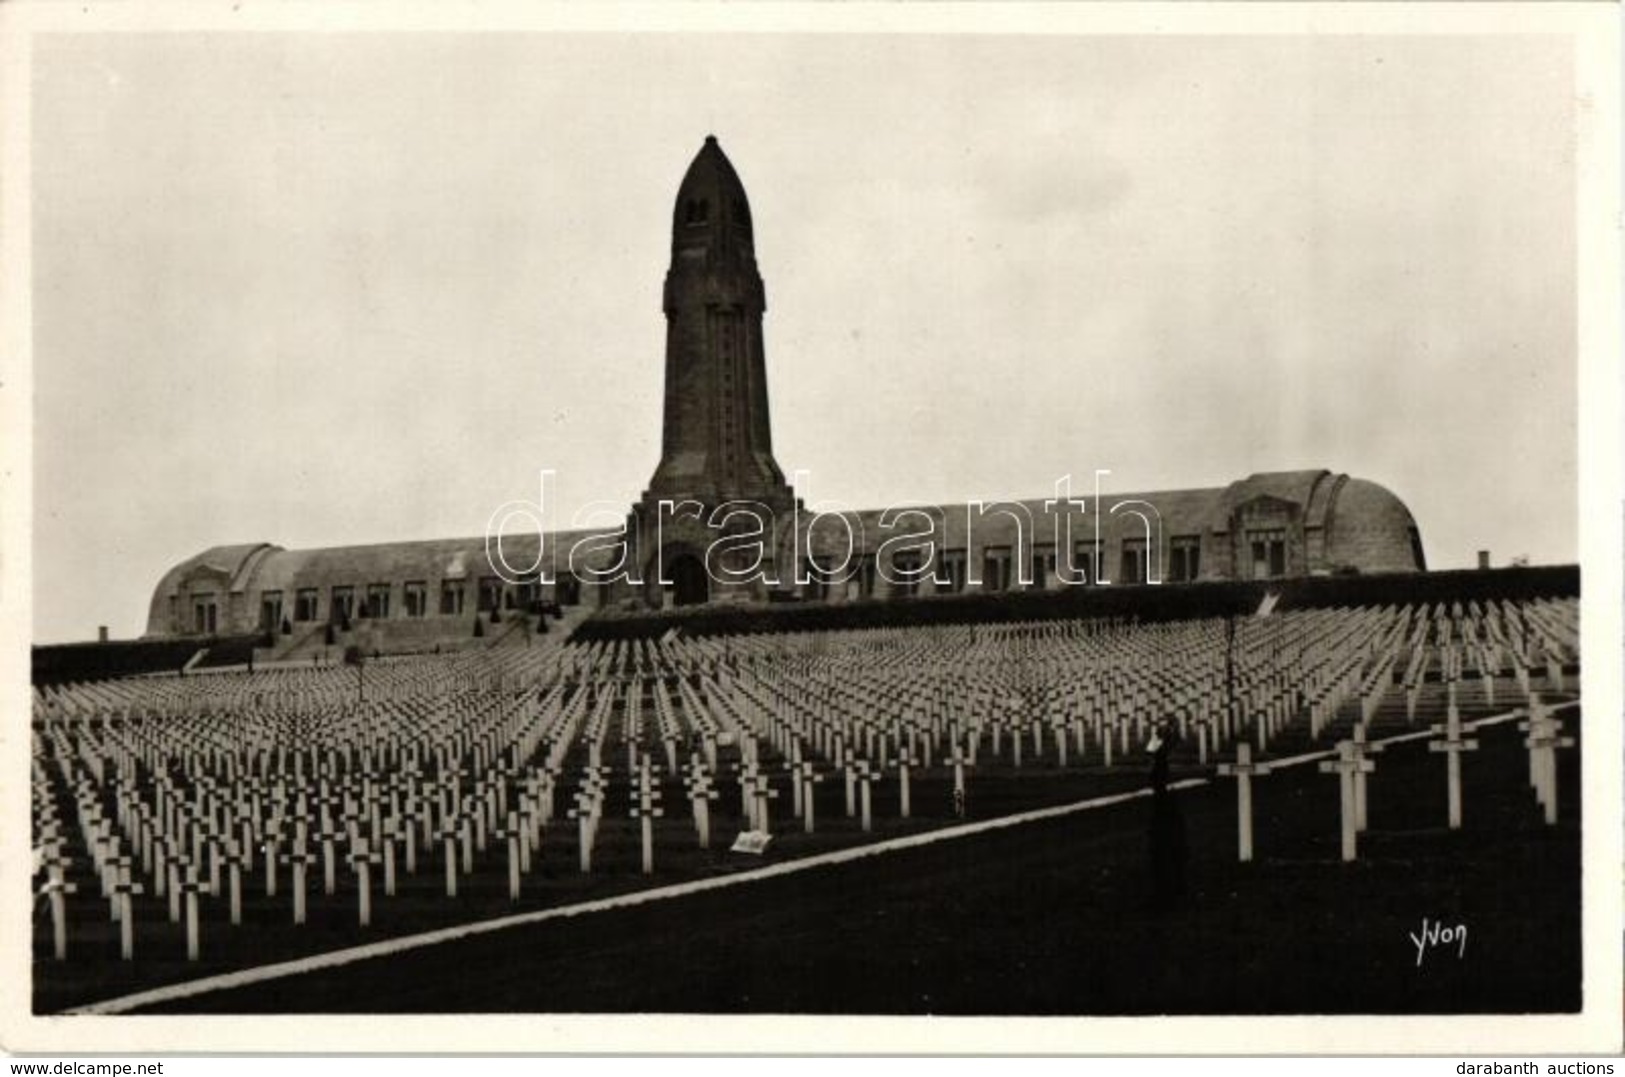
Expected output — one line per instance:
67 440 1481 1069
668 553 710 607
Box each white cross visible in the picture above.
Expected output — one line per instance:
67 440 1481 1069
1217 742 1272 862
1519 700 1575 825
348 838 383 926
1428 706 1479 830
1319 740 1375 862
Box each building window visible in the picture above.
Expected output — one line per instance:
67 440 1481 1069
982 546 1013 592
939 549 967 594
803 559 828 602
1071 540 1099 584
330 586 355 624
403 581 428 618
259 590 284 631
295 588 319 622
365 583 391 619
191 592 218 635
1169 536 1202 582
477 575 503 613
846 554 880 600
891 550 923 597
440 580 465 616
1120 539 1148 584
1030 544 1057 589
859 554 878 599
1248 529 1288 579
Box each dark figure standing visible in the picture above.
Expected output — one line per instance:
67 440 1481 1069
1147 719 1189 910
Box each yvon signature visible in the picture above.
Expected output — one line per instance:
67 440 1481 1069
1410 917 1468 967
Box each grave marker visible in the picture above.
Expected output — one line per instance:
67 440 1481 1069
492 813 524 899
1217 742 1272 862
1520 703 1575 825
1319 740 1374 862
1349 721 1384 832
222 843 251 925
1428 706 1479 829
39 860 77 961
947 745 972 816
173 863 211 961
348 838 382 926
108 865 143 961
854 761 879 832
437 822 462 897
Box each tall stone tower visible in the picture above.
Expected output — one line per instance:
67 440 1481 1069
647 135 788 501
632 137 797 606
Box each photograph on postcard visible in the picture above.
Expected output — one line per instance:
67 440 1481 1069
13 21 1606 1038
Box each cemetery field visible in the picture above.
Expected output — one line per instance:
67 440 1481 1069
34 764 1155 1013
101 715 1579 1015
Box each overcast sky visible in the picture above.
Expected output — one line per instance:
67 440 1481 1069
31 32 1578 643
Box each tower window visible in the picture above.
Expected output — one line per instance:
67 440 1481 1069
685 198 709 226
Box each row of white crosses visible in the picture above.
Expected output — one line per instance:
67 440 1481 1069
32 650 596 963
32 753 84 961
33 733 146 959
1393 598 1579 721
719 607 1394 775
1213 597 1579 865
705 610 1300 789
725 666 937 829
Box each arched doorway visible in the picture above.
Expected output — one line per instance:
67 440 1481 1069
668 553 709 607
556 576 581 607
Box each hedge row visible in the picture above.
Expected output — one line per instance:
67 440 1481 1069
569 565 1579 643
31 634 266 687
